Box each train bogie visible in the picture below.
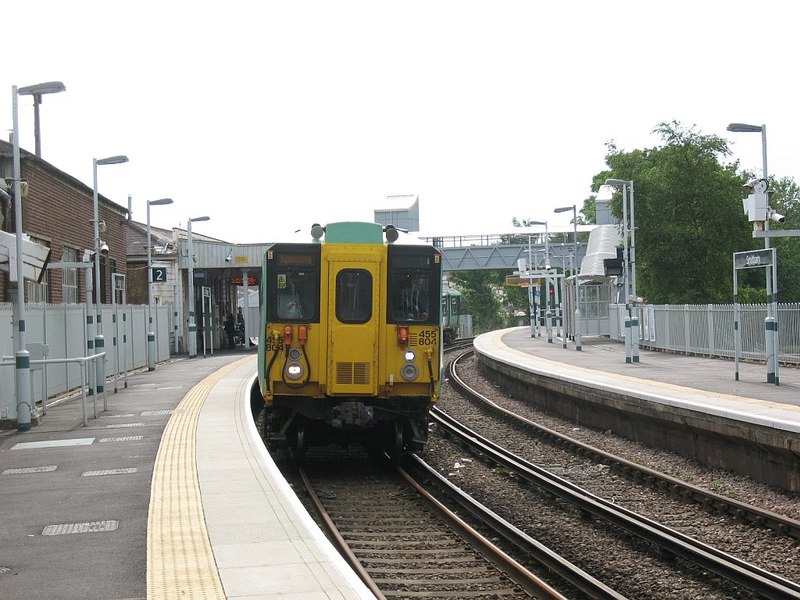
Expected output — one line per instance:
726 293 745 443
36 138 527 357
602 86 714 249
258 222 442 459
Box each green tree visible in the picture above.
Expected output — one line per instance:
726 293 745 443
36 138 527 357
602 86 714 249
766 177 800 303
447 270 501 333
594 121 757 304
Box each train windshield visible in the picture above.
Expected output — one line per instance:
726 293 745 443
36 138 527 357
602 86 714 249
267 245 321 323
387 246 441 325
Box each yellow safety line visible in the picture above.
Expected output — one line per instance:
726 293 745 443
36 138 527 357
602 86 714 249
147 357 252 599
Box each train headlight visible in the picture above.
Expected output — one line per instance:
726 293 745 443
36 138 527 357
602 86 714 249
400 363 419 381
404 350 416 362
285 362 304 380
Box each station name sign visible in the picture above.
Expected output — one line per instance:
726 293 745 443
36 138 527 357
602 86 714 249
733 248 775 270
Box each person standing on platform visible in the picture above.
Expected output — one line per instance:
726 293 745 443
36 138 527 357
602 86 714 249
225 312 236 349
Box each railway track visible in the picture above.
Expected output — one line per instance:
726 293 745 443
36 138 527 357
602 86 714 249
293 446 556 599
432 347 800 598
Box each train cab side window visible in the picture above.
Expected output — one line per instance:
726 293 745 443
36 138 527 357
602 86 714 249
336 269 372 323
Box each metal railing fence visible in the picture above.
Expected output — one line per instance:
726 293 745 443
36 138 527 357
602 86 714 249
609 303 800 365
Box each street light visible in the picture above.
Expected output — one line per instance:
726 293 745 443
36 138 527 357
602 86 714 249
527 220 554 342
10 82 66 431
92 155 128 397
555 204 581 351
605 178 639 363
727 122 778 384
187 216 210 358
147 198 174 371
18 81 66 158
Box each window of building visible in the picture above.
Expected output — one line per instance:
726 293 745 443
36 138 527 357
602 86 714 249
62 247 79 303
25 236 50 303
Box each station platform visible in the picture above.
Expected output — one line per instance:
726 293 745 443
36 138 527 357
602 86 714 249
474 328 800 490
0 351 373 600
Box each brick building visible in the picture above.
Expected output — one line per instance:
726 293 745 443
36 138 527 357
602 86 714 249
0 139 129 305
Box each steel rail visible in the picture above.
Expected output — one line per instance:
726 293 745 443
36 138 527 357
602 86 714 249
394 460 570 600
297 465 387 600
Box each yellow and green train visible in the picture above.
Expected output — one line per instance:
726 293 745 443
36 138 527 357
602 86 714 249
258 222 443 460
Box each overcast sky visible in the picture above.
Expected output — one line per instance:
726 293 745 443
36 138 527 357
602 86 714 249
3 1 797 244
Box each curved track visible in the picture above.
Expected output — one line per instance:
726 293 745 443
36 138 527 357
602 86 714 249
437 349 800 599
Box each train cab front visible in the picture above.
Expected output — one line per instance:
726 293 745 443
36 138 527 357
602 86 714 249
259 224 442 461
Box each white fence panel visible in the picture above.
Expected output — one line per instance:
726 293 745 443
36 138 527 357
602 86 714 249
1 302 171 421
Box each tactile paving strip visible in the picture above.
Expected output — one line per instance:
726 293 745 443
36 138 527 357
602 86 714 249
147 359 247 599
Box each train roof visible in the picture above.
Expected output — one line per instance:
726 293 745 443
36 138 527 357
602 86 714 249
278 222 438 247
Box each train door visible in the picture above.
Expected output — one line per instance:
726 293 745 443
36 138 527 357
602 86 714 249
327 256 381 396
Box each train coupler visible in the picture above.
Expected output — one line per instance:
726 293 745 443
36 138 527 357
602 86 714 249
331 401 375 429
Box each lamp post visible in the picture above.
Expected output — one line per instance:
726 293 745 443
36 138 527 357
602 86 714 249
18 81 66 158
147 198 174 371
555 204 581 351
727 122 778 384
92 155 128 398
10 82 65 431
528 220 549 338
605 178 639 363
187 216 210 358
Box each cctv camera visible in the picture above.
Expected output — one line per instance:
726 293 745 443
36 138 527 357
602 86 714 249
225 255 232 263
100 241 110 255
769 211 786 224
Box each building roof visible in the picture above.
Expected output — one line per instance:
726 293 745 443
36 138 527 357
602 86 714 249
0 139 128 218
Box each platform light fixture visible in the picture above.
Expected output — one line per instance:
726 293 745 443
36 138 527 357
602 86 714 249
605 178 639 363
147 198 174 371
727 121 778 384
18 81 66 158
555 204 581 351
10 81 66 431
187 215 210 358
90 154 128 399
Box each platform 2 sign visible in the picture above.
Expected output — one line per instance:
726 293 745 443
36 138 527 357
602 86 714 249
151 267 167 282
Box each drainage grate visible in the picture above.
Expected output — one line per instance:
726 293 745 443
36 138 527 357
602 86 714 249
82 468 137 477
2 465 58 475
105 423 146 428
98 436 143 443
42 520 119 535
140 410 175 416
12 438 95 450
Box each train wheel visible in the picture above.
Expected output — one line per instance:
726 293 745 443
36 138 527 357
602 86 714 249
294 421 306 464
389 421 404 465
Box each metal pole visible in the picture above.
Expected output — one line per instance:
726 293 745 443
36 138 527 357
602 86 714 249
243 270 250 349
91 160 106 400
528 236 535 338
32 94 42 158
11 86 32 431
187 220 197 358
760 126 778 385
147 201 155 371
573 205 582 351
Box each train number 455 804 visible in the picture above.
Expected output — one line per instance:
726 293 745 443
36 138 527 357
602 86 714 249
417 330 438 345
